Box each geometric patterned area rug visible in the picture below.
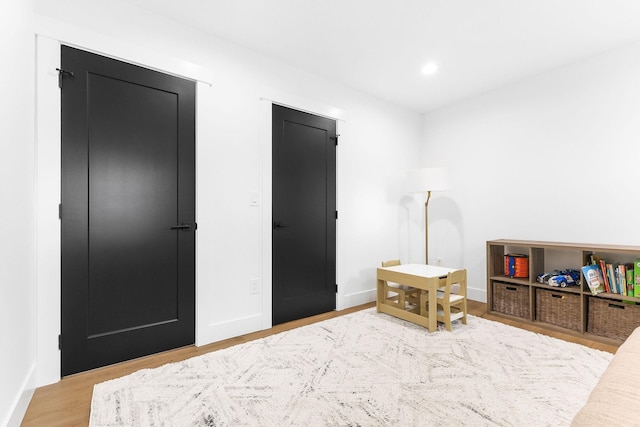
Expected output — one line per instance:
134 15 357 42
89 308 613 426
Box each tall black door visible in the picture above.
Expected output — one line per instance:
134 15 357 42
272 105 337 325
60 46 196 376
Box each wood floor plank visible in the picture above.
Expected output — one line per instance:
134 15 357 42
21 300 618 426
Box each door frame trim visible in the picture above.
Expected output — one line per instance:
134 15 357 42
36 35 63 387
259 86 347 330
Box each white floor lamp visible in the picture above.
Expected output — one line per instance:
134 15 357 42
409 167 452 264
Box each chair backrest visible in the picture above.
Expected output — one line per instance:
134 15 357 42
444 269 467 299
382 259 401 268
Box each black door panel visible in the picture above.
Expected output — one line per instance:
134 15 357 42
61 46 195 376
272 105 336 325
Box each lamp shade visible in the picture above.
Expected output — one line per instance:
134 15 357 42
408 167 452 193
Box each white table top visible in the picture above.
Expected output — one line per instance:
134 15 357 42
378 263 458 278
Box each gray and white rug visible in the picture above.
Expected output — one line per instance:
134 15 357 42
89 309 612 426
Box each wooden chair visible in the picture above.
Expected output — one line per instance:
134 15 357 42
381 260 420 310
436 269 468 331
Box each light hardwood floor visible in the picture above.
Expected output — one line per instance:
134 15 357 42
21 301 618 426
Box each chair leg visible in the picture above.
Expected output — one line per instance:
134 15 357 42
444 304 452 332
461 300 467 325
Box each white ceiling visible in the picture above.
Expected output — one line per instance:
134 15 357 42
124 0 640 113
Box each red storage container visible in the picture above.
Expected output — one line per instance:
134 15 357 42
504 254 529 278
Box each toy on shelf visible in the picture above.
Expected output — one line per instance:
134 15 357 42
537 269 581 287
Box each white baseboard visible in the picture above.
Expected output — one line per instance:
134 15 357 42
468 286 487 303
196 313 263 347
3 364 36 427
340 289 376 310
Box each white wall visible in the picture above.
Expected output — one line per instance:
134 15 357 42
0 0 37 425
422 40 640 302
15 2 640 420
33 0 424 386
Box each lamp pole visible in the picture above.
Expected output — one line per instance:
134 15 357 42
409 167 451 266
425 190 432 265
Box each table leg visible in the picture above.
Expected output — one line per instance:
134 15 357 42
376 278 384 312
428 278 437 332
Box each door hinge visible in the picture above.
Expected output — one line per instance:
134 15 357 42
58 203 62 219
330 135 339 146
335 210 338 219
335 284 338 293
56 68 74 89
58 334 62 350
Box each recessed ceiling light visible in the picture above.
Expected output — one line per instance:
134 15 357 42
421 62 438 76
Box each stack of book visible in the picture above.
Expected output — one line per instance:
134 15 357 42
582 255 640 297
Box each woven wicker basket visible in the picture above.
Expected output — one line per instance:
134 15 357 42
535 288 581 331
492 282 530 319
587 297 640 341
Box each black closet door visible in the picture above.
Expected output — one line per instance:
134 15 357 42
272 105 337 325
60 45 196 376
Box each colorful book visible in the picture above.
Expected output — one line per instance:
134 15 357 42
612 263 621 294
626 263 634 296
581 264 605 296
634 258 640 297
599 259 611 293
619 264 627 296
606 263 617 293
